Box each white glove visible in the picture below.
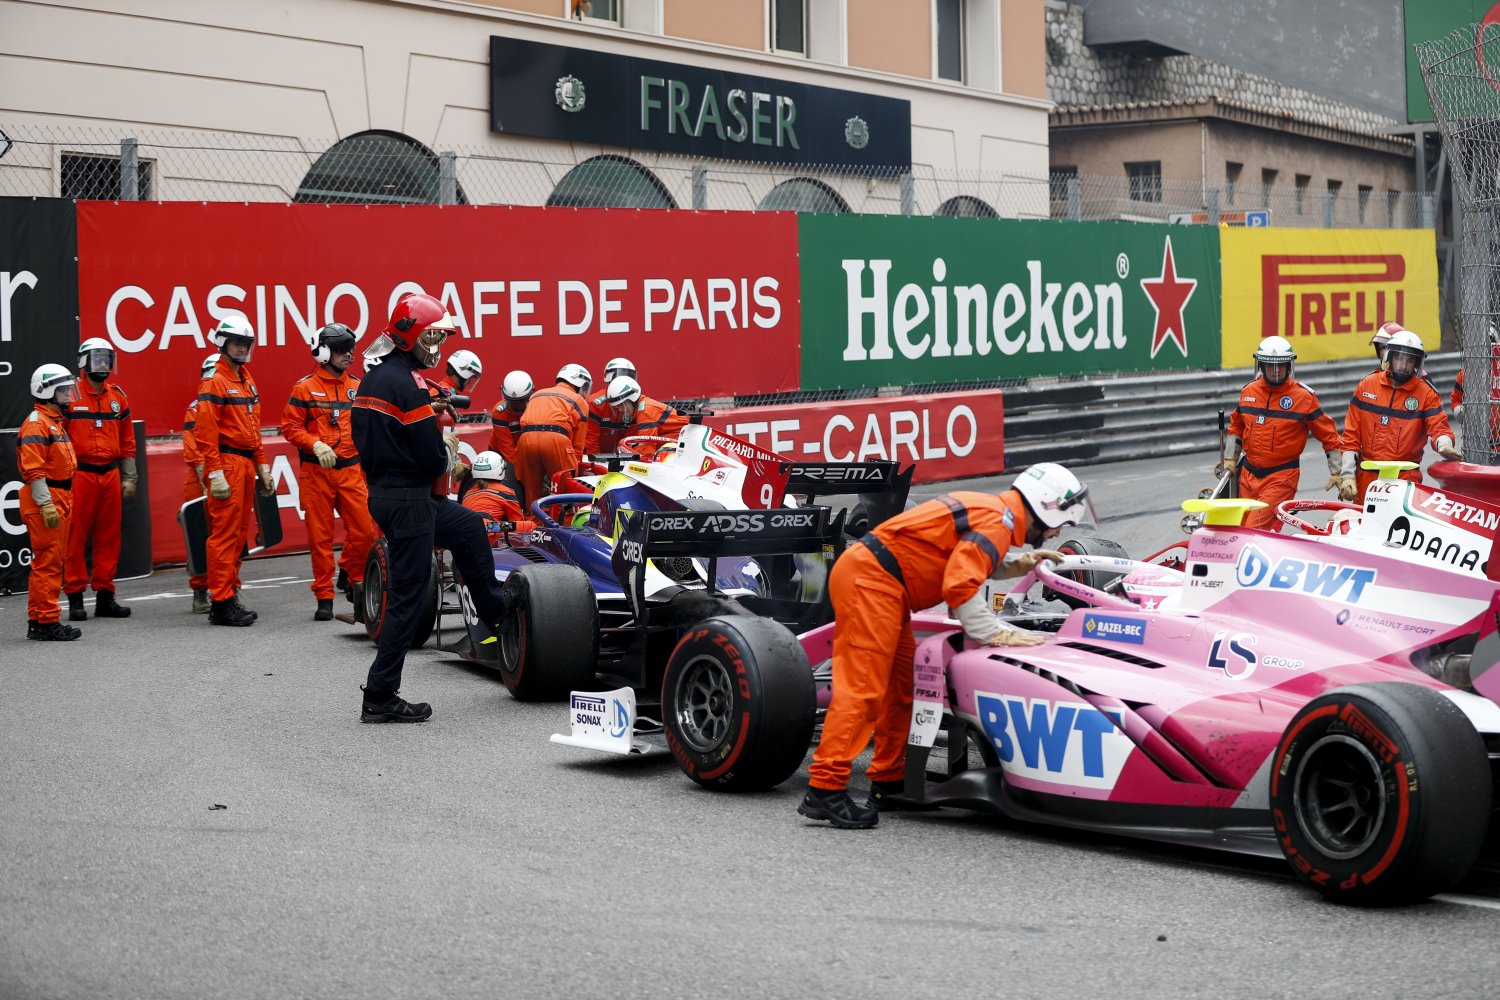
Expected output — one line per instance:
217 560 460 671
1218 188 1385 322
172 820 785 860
1323 450 1341 492
257 463 275 496
1438 445 1464 461
1002 549 1065 579
1454 403 1465 417
312 441 337 469
208 469 231 500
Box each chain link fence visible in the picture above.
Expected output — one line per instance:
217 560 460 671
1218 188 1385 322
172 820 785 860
0 121 1426 229
1419 26 1500 465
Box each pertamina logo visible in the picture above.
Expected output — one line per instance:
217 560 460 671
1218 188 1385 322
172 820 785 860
1261 254 1405 339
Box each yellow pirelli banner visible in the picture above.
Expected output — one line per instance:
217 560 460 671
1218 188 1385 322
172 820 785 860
1220 228 1439 365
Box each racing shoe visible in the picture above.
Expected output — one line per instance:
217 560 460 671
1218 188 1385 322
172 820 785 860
67 591 87 622
94 590 132 618
314 599 334 622
230 593 258 622
209 599 256 627
360 687 432 724
27 620 81 641
191 588 211 614
797 787 879 829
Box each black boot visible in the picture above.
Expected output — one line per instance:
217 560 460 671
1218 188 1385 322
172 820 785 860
360 687 432 724
230 593 258 622
67 591 87 622
28 620 81 641
314 598 334 622
94 590 132 618
209 598 256 627
797 787 879 829
336 569 352 602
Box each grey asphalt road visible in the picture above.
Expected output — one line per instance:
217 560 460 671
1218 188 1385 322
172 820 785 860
3 449 1497 1000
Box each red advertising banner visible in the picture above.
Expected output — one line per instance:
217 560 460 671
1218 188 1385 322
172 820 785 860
77 203 801 434
706 390 1005 484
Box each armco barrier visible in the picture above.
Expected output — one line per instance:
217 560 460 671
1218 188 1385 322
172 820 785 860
1000 352 1462 470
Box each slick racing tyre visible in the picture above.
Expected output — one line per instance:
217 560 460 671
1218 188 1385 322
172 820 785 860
1271 682 1490 905
497 563 598 701
1043 536 1130 608
362 539 439 649
662 616 816 791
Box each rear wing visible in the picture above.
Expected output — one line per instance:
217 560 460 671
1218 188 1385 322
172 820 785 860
611 505 845 617
785 461 914 535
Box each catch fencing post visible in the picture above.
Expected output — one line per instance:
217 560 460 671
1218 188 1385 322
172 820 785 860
692 165 707 210
120 138 138 200
439 152 457 206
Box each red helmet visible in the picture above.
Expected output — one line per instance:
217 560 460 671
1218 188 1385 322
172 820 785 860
384 292 456 369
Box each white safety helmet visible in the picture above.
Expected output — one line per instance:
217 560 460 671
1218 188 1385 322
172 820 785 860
1384 329 1425 385
31 363 77 404
1253 335 1295 386
447 349 483 390
557 363 592 393
208 313 257 363
606 375 642 407
603 356 637 383
200 352 221 378
1013 462 1091 530
78 336 115 377
471 450 507 482
501 370 534 407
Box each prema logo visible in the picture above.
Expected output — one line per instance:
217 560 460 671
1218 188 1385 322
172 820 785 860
1261 254 1405 338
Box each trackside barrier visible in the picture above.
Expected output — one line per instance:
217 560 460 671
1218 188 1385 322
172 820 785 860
999 353 1462 471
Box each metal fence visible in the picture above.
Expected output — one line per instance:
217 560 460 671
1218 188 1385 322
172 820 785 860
0 121 1427 228
1419 25 1500 465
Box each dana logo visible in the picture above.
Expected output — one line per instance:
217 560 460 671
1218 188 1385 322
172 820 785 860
975 693 1130 790
1234 543 1377 602
1082 613 1146 645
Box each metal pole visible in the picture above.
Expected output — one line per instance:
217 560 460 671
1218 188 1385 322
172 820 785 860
691 165 707 210
1066 176 1080 221
438 151 456 206
1206 186 1220 226
899 171 914 216
1322 191 1334 228
120 137 139 201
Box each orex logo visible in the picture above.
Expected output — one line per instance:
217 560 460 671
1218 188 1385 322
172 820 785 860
1261 254 1405 339
1234 544 1377 603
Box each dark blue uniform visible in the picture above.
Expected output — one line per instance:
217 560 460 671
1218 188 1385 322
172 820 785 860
352 349 508 694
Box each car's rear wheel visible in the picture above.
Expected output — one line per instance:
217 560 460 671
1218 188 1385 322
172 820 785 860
362 538 438 649
1271 682 1490 905
497 563 598 701
662 616 816 791
1042 536 1130 608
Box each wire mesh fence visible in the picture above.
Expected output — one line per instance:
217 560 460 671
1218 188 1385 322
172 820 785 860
1418 25 1500 464
0 120 1427 229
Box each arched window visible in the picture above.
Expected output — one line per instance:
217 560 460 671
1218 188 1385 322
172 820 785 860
935 195 998 218
547 155 676 208
295 131 466 205
757 178 850 214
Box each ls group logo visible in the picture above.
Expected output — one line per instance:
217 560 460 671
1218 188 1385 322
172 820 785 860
1234 543 1377 603
976 693 1131 790
1082 613 1147 645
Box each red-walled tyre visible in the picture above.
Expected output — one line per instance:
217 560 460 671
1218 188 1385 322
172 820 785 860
1271 682 1491 905
662 616 816 791
361 538 438 649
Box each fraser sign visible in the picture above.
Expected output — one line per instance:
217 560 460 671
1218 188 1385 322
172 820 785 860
799 217 1220 390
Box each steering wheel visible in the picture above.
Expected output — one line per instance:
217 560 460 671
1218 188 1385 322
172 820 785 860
1275 498 1363 536
620 435 677 460
1025 555 1184 611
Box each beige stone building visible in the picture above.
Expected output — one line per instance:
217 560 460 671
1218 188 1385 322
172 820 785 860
0 0 1054 217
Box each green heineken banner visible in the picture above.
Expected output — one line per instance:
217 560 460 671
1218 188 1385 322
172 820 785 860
798 217 1222 390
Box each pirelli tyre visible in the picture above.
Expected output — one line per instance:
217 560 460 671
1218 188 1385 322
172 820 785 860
1041 536 1130 608
1271 682 1491 905
496 563 598 701
362 538 439 649
662 616 816 791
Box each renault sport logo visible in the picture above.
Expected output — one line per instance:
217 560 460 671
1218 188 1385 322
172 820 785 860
1234 543 1377 603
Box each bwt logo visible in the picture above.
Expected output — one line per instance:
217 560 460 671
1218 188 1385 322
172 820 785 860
1234 543 1377 603
975 693 1130 790
1260 254 1404 339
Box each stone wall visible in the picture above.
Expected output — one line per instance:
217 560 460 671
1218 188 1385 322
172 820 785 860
1045 2 1402 138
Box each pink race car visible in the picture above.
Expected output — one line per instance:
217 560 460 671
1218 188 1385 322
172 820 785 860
804 496 1500 905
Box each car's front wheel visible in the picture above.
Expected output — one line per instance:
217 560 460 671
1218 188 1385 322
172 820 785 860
496 563 598 701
